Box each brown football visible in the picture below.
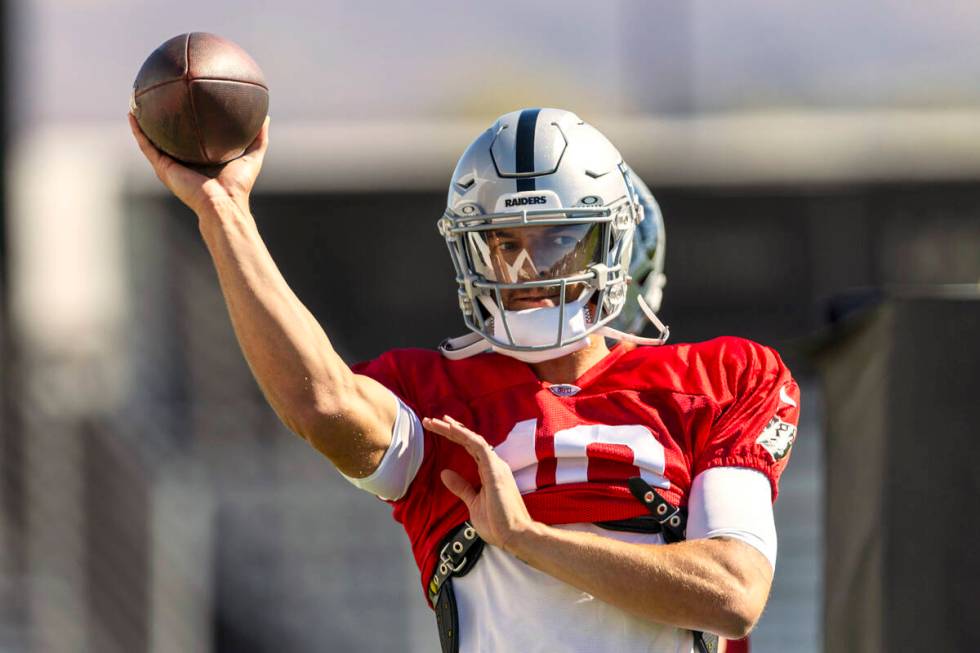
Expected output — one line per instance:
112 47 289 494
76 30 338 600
131 32 269 166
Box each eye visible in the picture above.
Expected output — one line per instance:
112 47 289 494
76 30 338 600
550 235 577 248
495 240 519 253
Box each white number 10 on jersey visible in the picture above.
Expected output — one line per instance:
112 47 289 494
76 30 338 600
493 419 670 494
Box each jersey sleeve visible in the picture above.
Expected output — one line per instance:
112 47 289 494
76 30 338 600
694 338 800 501
350 350 435 502
339 394 425 501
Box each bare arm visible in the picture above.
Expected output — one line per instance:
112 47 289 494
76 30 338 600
129 114 395 477
506 523 772 639
425 415 773 640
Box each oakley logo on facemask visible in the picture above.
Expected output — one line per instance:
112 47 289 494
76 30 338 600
501 248 538 283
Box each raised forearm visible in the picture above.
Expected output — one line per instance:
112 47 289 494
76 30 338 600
128 114 392 470
194 194 393 462
509 524 772 639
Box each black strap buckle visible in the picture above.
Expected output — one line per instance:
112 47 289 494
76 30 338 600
428 522 481 605
626 477 688 543
429 522 485 653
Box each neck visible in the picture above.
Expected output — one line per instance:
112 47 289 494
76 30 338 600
527 335 610 385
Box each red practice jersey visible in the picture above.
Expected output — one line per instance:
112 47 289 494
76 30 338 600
353 336 800 597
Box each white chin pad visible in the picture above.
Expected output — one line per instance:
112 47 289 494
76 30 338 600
491 302 588 348
491 336 590 363
483 295 593 363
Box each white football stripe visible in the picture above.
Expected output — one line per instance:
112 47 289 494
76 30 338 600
779 386 797 407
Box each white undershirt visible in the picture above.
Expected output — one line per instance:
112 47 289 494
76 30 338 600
342 392 778 652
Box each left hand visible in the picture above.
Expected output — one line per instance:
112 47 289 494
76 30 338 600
423 416 536 553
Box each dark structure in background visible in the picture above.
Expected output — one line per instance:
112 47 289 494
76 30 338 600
247 183 980 360
204 184 977 651
0 0 5 292
0 0 22 648
4 175 978 651
816 292 980 652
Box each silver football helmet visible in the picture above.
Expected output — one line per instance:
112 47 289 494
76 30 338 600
438 108 668 362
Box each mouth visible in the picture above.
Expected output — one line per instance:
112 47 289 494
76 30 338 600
506 291 562 310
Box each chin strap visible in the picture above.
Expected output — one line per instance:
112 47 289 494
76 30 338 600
597 326 669 346
439 332 491 360
438 294 671 360
598 293 670 345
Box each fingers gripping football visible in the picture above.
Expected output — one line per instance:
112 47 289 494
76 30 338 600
129 113 207 204
423 416 535 553
130 113 179 180
128 112 270 214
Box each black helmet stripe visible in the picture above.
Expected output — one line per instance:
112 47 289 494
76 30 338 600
515 108 541 192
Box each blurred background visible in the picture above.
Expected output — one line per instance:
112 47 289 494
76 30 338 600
2 1 980 651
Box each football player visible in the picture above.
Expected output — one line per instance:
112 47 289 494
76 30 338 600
130 107 798 653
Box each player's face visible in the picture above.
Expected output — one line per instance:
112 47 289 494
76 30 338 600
478 224 601 310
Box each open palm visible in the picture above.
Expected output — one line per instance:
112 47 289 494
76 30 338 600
423 415 535 553
128 113 270 215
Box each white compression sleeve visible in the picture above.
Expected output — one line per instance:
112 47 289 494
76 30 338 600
686 466 778 570
340 394 424 501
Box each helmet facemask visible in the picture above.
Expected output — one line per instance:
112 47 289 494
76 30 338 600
440 195 638 360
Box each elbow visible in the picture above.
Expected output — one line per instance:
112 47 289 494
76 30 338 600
284 390 385 473
286 396 351 444
274 389 351 442
261 370 390 474
712 581 766 640
282 402 361 467
703 539 773 640
715 605 757 641
279 402 329 441
277 372 361 440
